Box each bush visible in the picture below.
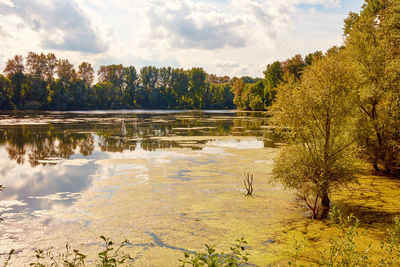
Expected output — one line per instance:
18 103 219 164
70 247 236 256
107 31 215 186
317 208 400 266
179 238 249 267
29 236 133 267
320 208 370 266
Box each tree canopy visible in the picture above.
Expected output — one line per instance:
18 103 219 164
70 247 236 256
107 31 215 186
271 50 358 218
270 0 400 219
0 53 240 111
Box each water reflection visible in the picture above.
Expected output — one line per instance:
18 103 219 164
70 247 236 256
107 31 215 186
0 151 95 217
0 110 277 247
0 111 276 167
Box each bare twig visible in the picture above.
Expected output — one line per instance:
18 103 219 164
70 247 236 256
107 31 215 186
243 173 254 196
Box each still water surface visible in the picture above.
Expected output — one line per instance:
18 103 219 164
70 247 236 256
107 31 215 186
0 110 281 265
1 110 399 266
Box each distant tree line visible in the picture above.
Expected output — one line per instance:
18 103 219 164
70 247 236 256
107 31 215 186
0 50 331 112
0 52 238 110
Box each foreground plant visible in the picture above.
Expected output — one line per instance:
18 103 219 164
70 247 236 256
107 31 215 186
179 238 249 267
29 236 133 267
97 236 132 266
379 216 400 266
288 237 305 266
316 208 400 266
1 249 14 267
320 208 370 266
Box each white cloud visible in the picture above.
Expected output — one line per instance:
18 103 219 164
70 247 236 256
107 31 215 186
0 0 364 77
0 25 10 39
215 60 240 69
143 0 246 49
0 200 27 208
293 0 341 8
0 0 107 53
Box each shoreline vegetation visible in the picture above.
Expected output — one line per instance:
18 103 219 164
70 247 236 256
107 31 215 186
1 0 400 266
0 45 318 112
0 50 319 113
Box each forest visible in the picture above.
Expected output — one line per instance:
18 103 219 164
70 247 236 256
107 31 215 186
0 57 236 111
0 48 318 111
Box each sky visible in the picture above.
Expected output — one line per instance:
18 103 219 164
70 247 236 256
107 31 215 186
0 0 364 78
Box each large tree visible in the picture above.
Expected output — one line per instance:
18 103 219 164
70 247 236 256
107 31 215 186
263 61 283 106
344 0 400 175
188 67 208 109
271 50 357 219
171 68 189 108
123 66 138 108
3 55 24 78
77 62 94 86
3 55 25 107
140 66 160 108
26 52 47 80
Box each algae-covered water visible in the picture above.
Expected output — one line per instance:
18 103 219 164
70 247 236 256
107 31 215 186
0 110 399 266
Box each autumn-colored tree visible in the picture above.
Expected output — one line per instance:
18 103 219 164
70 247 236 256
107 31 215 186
26 52 47 79
281 54 306 80
344 0 400 175
3 55 24 78
77 62 94 86
44 53 57 83
271 50 357 219
56 59 76 84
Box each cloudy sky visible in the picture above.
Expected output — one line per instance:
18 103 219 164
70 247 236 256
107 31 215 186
0 0 363 78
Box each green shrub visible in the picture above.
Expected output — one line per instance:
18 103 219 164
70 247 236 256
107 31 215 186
29 236 133 267
320 208 370 266
179 238 249 267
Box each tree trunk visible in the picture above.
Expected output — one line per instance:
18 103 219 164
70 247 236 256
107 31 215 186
373 162 380 172
320 194 330 219
385 164 392 175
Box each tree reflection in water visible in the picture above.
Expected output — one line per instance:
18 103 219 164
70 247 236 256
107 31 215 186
0 111 278 167
0 111 281 260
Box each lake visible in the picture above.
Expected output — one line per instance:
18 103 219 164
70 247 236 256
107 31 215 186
0 110 284 265
0 110 399 266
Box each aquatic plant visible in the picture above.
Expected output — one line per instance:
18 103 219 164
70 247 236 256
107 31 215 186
320 207 370 266
288 237 305 266
29 236 133 267
317 207 400 266
97 236 132 266
179 238 249 267
379 216 400 266
243 173 254 196
1 249 14 267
